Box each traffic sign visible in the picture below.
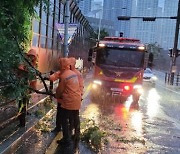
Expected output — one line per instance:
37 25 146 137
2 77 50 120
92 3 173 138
55 23 78 45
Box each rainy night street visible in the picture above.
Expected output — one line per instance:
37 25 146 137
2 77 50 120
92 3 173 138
1 70 180 154
79 70 180 153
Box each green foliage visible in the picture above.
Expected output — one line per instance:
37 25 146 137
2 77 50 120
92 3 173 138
90 28 109 42
44 97 55 109
147 42 161 57
0 0 47 102
81 119 106 152
98 29 109 40
35 110 45 117
35 118 53 132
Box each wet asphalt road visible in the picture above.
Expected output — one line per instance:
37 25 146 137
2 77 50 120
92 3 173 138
80 71 180 153
6 71 180 154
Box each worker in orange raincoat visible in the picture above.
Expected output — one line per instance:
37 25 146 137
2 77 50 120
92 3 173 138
47 70 62 132
55 58 81 150
69 57 84 150
27 49 38 89
69 57 84 95
18 49 38 127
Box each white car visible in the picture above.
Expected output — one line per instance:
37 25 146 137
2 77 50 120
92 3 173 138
143 68 157 85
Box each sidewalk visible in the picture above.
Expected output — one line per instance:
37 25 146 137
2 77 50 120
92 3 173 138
45 70 93 154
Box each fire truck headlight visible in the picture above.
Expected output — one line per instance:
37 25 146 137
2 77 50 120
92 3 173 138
93 80 102 85
92 80 102 90
138 46 145 50
99 43 106 47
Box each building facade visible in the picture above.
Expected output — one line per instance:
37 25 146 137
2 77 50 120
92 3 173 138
130 0 159 44
86 17 115 36
102 0 132 37
161 0 179 49
78 0 92 16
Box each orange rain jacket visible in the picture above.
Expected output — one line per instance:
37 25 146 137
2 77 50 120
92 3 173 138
27 49 38 90
49 71 61 81
69 57 84 95
55 58 81 110
18 49 38 90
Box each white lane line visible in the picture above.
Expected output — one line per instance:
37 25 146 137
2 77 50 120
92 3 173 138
156 83 180 95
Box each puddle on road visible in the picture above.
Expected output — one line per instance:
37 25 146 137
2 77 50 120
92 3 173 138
81 94 147 153
81 82 180 153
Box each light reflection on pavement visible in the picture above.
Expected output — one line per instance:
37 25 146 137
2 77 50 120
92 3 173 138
81 103 100 124
146 88 161 119
81 74 180 153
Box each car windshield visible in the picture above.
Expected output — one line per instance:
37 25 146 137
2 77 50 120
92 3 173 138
96 48 144 68
144 69 152 74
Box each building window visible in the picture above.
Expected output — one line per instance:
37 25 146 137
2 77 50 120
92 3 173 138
33 19 39 33
48 27 53 38
41 23 47 36
47 38 53 49
40 36 46 48
32 34 39 47
41 8 47 24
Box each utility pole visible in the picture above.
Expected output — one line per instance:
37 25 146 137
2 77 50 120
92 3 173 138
64 0 70 57
98 17 102 41
170 0 180 85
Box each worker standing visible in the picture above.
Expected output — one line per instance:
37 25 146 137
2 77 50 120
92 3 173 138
46 70 62 132
69 57 84 151
55 58 81 151
18 49 38 127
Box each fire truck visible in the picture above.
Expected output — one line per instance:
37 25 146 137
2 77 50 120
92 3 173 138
88 37 148 106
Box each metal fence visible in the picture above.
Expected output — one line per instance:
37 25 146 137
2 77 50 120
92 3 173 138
165 72 180 86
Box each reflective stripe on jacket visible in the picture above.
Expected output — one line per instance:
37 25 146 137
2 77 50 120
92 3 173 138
56 70 81 110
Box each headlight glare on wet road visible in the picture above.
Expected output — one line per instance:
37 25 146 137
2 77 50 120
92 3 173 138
92 83 98 89
147 88 160 118
134 84 143 94
131 111 143 136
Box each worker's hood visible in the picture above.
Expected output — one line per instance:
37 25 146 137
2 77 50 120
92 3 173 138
27 49 38 59
69 57 76 70
59 58 70 71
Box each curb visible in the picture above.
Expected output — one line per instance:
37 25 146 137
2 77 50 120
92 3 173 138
45 132 63 154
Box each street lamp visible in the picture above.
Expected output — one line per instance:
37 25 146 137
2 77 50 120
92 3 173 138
117 0 180 85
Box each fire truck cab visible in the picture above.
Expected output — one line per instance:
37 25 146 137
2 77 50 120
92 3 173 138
88 37 148 106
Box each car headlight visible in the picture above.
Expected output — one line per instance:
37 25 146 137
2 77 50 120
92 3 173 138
151 76 157 80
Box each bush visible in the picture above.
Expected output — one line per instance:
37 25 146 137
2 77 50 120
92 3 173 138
0 0 47 103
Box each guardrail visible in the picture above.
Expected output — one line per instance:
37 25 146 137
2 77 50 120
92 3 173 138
165 72 180 86
0 72 55 130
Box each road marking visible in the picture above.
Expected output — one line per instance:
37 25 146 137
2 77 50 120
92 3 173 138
156 83 180 95
82 83 92 100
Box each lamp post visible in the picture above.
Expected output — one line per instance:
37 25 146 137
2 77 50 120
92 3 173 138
97 11 102 41
63 0 70 57
170 0 180 85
